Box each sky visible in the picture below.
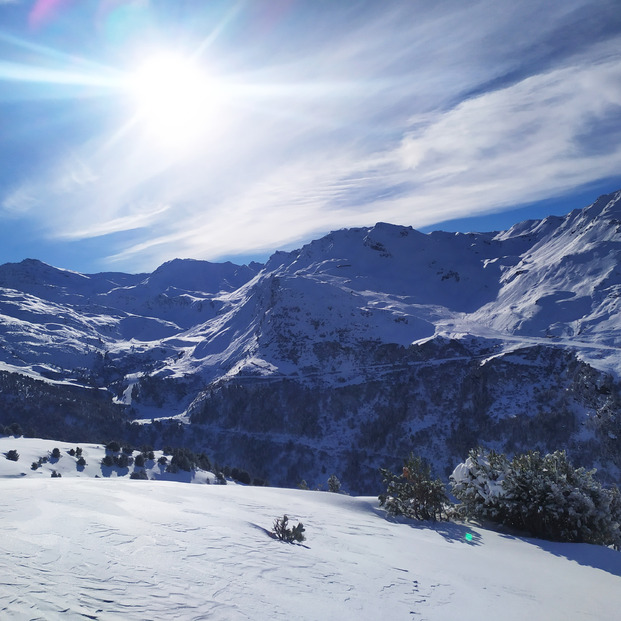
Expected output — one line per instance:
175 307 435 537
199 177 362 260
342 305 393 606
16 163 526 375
1 0 621 274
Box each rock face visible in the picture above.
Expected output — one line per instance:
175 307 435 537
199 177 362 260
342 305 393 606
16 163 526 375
1 191 621 493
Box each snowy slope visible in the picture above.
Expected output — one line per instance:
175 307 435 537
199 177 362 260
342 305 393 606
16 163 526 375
0 436 215 484
466 192 621 351
0 469 619 619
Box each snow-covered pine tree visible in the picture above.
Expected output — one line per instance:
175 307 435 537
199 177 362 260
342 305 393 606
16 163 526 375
450 447 508 522
451 448 621 547
502 450 621 546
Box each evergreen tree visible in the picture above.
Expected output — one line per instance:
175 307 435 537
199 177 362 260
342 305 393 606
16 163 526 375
450 447 509 521
503 451 621 545
379 454 448 521
328 474 342 493
451 448 621 546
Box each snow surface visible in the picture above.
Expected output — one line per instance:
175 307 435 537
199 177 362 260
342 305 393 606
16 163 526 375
1 437 620 620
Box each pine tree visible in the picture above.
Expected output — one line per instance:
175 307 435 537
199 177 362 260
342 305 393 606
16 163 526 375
328 474 341 493
379 454 448 521
451 448 621 546
450 447 508 521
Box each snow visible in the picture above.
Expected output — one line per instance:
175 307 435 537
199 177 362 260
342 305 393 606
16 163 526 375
0 437 619 619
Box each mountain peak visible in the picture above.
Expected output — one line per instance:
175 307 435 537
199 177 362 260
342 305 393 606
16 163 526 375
584 189 621 220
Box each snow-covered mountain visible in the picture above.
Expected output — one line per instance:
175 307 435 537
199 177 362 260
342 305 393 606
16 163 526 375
1 436 619 620
1 191 621 492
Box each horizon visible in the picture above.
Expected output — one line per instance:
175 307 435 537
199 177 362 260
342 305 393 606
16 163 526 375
2 181 619 275
1 1 621 274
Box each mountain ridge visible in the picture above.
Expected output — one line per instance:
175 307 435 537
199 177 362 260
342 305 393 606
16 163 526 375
1 190 621 492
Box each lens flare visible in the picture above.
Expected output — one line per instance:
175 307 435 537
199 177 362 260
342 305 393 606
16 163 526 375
127 52 218 149
29 0 74 30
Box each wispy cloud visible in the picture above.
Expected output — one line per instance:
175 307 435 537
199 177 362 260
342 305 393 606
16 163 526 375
1 0 621 271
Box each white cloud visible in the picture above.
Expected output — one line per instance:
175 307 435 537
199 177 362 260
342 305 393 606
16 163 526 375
2 0 621 271
393 50 621 218
2 185 37 214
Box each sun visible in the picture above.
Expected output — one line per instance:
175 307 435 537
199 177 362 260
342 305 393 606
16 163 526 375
127 52 217 149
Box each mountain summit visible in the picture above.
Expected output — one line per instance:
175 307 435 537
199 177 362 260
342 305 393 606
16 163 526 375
1 191 621 492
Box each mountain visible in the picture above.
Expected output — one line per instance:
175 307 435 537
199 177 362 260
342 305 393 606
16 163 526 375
1 191 621 492
1 437 620 620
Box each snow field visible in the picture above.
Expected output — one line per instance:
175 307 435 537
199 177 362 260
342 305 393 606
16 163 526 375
0 474 619 620
0 437 214 484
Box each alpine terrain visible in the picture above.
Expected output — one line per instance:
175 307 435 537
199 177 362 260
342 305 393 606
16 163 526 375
2 191 621 493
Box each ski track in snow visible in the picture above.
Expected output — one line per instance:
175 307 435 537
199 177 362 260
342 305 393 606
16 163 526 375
0 476 619 620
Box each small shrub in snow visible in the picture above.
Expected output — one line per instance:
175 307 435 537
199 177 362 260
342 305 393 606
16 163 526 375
272 515 306 543
101 455 114 467
51 447 61 460
76 456 87 468
6 449 19 462
231 467 251 485
134 454 145 468
31 461 39 470
215 471 227 485
130 470 148 480
158 456 168 466
51 470 61 478
379 454 448 521
106 441 121 453
114 453 130 468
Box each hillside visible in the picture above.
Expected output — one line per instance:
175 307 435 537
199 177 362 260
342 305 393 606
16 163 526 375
0 440 619 620
1 191 621 491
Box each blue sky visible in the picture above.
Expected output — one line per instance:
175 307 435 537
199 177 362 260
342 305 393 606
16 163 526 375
1 0 621 274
